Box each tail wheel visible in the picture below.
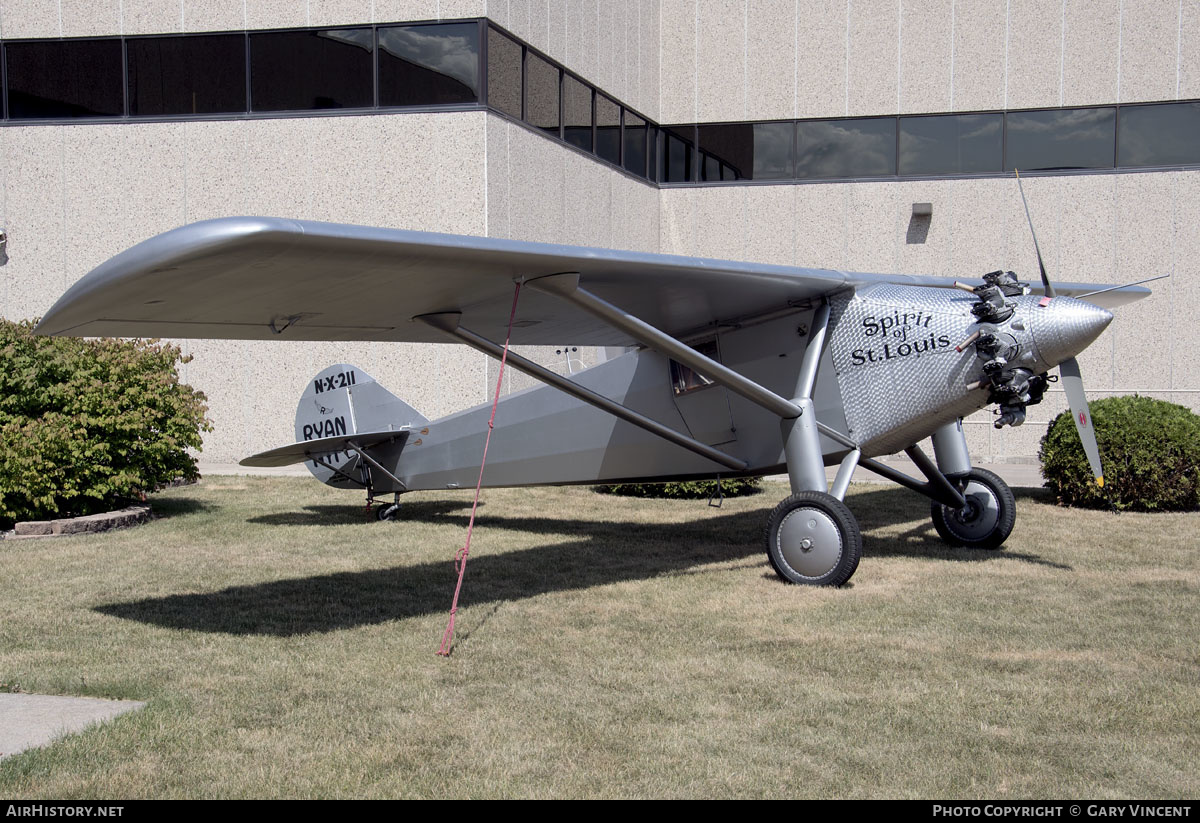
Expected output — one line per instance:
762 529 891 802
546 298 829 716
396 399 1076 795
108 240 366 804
375 503 401 521
930 468 1015 549
765 491 862 586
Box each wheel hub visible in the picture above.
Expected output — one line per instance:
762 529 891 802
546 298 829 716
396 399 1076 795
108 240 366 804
948 482 999 540
777 508 843 579
955 498 982 523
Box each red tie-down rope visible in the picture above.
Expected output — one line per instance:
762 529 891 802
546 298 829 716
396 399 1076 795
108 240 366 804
437 280 523 657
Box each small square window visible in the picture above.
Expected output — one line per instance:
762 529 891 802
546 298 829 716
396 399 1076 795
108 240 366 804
670 340 720 396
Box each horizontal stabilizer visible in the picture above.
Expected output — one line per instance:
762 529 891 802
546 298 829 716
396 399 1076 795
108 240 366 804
240 429 409 468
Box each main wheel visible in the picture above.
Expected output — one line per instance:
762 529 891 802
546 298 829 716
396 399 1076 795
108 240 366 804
765 491 862 586
930 468 1015 549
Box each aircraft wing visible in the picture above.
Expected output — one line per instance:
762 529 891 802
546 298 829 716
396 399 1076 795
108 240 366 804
36 217 1151 345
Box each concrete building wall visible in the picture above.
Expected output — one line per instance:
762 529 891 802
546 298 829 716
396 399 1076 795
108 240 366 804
487 0 660 120
651 0 1197 463
661 169 1197 460
0 105 660 462
481 114 659 400
0 112 498 461
0 0 1194 468
657 0 1198 123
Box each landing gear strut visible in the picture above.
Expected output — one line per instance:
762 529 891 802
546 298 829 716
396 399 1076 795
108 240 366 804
769 301 862 586
769 403 1020 583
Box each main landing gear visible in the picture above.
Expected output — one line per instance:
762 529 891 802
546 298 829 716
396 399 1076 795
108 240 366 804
930 468 1015 549
765 491 861 586
770 415 1016 587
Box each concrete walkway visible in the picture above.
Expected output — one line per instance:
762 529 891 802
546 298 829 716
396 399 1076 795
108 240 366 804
0 693 145 760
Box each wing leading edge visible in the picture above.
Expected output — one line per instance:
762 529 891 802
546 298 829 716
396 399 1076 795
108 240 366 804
36 217 1150 346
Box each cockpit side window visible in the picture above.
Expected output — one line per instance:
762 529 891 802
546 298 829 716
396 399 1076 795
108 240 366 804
669 339 720 396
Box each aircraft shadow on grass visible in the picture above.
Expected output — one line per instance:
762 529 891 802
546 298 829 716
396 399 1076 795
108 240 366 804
96 486 1065 637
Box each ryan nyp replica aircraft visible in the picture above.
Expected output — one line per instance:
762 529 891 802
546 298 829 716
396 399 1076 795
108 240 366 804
36 202 1152 586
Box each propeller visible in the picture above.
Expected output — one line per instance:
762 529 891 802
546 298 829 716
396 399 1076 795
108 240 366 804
1015 171 1103 487
1058 358 1104 486
1014 169 1056 300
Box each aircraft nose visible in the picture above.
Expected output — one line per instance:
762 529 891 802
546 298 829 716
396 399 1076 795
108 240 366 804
1028 297 1113 369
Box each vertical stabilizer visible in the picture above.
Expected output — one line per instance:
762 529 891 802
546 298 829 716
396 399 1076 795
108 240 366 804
296 363 427 486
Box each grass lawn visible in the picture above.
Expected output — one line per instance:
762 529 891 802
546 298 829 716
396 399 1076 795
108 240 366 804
0 477 1196 798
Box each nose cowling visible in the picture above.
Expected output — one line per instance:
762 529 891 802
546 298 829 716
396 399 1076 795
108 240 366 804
1027 297 1113 370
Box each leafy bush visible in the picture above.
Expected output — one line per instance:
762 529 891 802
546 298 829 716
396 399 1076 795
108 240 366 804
1039 395 1200 512
595 476 764 500
0 319 211 527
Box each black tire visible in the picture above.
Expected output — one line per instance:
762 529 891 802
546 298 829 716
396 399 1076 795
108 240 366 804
930 468 1015 549
765 491 862 586
375 502 401 521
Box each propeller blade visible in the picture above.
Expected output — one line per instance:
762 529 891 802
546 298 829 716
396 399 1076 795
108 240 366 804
1076 273 1170 300
1014 170 1056 299
1059 356 1104 486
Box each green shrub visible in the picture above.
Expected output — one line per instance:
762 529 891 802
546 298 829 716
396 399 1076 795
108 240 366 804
595 476 764 500
1039 395 1200 512
0 319 211 528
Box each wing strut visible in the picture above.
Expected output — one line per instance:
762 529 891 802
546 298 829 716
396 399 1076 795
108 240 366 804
528 273 803 420
415 312 749 472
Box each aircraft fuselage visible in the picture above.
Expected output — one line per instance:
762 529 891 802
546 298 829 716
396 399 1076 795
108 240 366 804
340 283 1110 494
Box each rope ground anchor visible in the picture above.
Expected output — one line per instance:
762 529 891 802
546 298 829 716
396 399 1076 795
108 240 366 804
436 281 522 657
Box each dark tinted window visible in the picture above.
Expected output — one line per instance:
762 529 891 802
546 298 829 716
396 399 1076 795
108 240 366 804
659 126 694 182
596 93 620 165
524 51 558 135
752 122 794 179
1118 102 1200 167
623 110 648 177
1006 107 1115 170
698 124 748 180
645 125 659 181
378 23 479 107
486 26 521 118
701 153 728 181
899 113 1002 175
250 28 372 111
796 118 896 178
127 34 246 116
562 73 592 151
697 122 793 181
6 38 123 118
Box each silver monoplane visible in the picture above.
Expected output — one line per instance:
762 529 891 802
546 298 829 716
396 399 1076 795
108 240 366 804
37 205 1150 586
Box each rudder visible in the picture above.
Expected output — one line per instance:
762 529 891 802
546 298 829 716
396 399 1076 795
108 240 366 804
296 363 427 487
